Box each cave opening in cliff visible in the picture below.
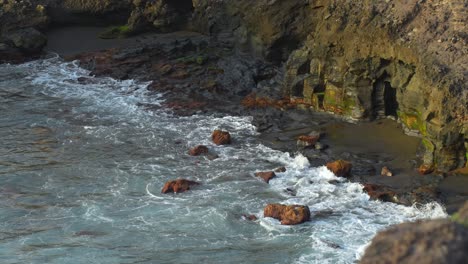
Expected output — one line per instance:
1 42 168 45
372 73 398 119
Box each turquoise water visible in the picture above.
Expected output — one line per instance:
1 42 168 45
0 57 446 264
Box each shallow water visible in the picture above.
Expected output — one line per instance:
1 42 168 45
0 57 446 264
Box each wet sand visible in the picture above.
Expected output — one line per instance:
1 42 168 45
45 26 143 56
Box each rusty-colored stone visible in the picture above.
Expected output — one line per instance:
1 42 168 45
212 130 231 145
264 204 311 225
254 171 276 183
161 179 200 194
326 160 352 177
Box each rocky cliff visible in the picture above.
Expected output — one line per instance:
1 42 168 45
189 0 467 172
0 0 467 171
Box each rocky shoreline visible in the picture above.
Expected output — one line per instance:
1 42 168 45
1 0 467 262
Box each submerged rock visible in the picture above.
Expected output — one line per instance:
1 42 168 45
161 179 199 194
242 214 258 221
188 145 209 156
212 130 231 145
360 219 468 264
254 171 276 183
264 204 311 225
326 160 352 177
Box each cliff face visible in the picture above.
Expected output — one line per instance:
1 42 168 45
0 0 466 171
190 0 467 171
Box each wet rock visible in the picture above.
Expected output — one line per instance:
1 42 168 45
418 164 434 175
254 171 276 183
161 179 200 194
326 160 352 177
188 145 209 156
264 203 311 225
362 184 397 203
212 130 231 145
360 219 468 264
5 27 47 54
242 214 258 221
207 154 219 160
297 135 319 148
274 166 286 173
381 166 393 177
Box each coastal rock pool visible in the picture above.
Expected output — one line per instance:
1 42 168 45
0 57 446 264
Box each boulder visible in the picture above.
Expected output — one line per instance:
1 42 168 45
161 179 199 194
360 219 468 264
326 160 352 177
188 145 209 156
264 203 311 225
212 130 231 145
254 171 276 183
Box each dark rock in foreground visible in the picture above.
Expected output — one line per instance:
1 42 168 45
161 179 199 194
264 203 310 225
360 218 468 264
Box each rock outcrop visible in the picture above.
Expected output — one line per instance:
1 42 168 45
264 203 311 225
361 202 468 264
191 0 467 172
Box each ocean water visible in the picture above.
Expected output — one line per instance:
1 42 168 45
0 57 446 264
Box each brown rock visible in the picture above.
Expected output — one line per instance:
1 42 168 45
188 145 209 156
161 179 200 194
264 204 311 225
363 184 397 202
326 160 352 177
418 164 434 175
360 219 468 264
274 166 287 173
297 135 319 148
212 130 231 145
254 171 276 183
381 166 393 177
